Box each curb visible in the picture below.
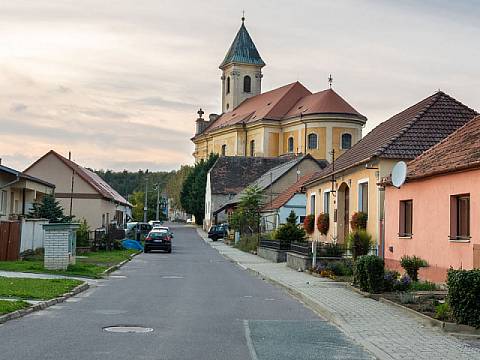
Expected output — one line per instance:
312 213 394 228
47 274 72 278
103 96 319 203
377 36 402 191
0 282 89 325
102 251 141 276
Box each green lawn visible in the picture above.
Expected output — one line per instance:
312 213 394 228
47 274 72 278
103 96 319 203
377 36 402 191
0 300 30 315
0 277 82 300
0 249 139 279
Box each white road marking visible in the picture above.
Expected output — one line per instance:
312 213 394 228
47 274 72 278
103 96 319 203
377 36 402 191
161 276 184 279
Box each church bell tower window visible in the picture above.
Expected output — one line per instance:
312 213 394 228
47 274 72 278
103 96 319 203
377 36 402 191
226 76 231 94
243 75 251 93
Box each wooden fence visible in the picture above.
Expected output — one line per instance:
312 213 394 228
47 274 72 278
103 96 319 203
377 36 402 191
0 221 21 261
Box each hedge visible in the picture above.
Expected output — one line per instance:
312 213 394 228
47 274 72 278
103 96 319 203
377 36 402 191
447 269 480 328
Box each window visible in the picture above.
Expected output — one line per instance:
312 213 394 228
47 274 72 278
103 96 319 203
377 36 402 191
308 133 317 150
399 200 413 237
288 137 294 153
243 75 251 93
226 76 230 94
250 140 255 156
342 133 352 149
310 194 316 216
323 191 330 214
221 144 226 156
0 191 7 215
450 194 470 240
358 182 368 214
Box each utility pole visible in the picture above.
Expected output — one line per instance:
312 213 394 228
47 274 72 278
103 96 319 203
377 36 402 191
143 170 149 223
155 183 160 221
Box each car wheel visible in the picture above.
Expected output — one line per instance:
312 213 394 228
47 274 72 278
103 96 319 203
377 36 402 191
144 248 150 253
167 248 172 254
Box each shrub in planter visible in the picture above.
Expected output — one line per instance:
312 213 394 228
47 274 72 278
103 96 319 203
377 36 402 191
316 213 329 235
447 269 480 328
303 214 315 234
347 230 372 260
400 255 428 282
350 212 368 231
355 255 385 293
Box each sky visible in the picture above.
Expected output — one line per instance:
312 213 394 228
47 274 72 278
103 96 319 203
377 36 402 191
1 0 479 172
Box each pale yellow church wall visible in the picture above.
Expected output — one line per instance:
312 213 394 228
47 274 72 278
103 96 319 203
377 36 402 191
267 132 279 157
305 127 327 160
282 129 299 154
332 127 357 158
246 128 265 156
212 131 237 155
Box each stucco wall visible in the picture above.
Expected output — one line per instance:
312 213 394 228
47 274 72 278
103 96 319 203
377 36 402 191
384 169 480 283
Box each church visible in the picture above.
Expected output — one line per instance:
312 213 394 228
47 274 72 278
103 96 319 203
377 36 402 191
192 17 367 163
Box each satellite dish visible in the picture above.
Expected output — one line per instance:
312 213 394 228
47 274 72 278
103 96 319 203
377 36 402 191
391 161 407 188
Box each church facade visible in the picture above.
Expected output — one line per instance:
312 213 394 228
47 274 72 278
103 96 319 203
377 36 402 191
192 19 367 163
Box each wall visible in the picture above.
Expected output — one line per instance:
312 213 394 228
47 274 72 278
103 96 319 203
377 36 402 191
384 169 480 283
20 218 48 252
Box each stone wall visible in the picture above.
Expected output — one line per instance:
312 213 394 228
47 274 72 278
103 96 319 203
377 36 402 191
257 247 287 263
286 252 312 271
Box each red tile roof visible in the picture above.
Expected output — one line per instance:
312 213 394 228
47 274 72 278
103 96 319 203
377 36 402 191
26 150 132 207
262 171 320 211
194 82 365 137
406 115 480 180
305 91 477 186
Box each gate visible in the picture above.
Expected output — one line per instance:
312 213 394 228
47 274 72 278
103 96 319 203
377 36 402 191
0 221 21 261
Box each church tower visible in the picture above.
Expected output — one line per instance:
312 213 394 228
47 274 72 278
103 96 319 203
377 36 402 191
220 17 265 113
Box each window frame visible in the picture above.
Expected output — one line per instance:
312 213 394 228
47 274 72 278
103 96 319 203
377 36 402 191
341 133 352 150
243 75 251 93
250 140 255 157
310 193 316 216
226 76 230 94
358 180 369 214
323 190 330 214
287 137 294 153
450 194 470 241
307 133 318 150
221 144 226 156
0 190 7 215
399 199 413 237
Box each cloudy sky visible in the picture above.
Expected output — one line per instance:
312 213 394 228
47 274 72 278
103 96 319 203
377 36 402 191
1 1 479 172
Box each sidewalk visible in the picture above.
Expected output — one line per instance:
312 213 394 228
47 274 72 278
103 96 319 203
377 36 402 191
197 229 480 360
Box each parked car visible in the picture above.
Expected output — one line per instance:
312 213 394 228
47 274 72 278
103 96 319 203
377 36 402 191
208 224 228 241
125 222 153 240
152 225 174 238
144 229 172 253
148 220 163 227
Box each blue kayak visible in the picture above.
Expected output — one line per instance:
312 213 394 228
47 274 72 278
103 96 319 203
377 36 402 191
122 239 144 251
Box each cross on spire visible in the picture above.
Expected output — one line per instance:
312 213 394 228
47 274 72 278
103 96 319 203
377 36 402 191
328 74 333 89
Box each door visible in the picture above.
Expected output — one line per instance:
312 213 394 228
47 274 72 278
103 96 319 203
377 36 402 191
0 221 21 261
343 187 350 242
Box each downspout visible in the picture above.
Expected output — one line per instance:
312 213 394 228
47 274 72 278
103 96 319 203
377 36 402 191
302 113 307 155
243 122 247 156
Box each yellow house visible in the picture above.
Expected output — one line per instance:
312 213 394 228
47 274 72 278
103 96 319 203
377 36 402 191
303 91 477 257
192 18 367 163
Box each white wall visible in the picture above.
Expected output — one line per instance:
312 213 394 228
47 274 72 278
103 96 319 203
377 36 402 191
20 218 49 252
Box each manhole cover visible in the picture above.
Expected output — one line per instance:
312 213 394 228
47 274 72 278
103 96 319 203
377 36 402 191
103 326 153 333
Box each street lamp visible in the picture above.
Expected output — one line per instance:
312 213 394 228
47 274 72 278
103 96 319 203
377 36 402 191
143 169 149 223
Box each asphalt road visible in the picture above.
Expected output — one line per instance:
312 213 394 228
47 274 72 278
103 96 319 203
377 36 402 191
0 225 373 360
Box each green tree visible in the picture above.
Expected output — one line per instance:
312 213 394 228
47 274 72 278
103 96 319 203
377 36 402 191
165 165 192 212
28 195 72 223
230 185 264 235
129 191 168 222
275 210 306 244
180 153 218 225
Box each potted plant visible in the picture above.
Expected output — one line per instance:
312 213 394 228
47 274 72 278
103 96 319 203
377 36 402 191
303 214 315 235
316 213 329 235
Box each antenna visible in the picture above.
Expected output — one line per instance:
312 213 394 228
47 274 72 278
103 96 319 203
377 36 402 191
391 161 407 188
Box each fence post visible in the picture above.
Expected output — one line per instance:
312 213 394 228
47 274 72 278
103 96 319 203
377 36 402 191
312 241 317 268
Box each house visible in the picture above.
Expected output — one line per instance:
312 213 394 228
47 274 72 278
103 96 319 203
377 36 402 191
0 162 55 220
192 18 366 163
204 156 291 230
215 154 327 225
303 91 477 256
261 172 320 232
383 115 480 283
24 150 132 230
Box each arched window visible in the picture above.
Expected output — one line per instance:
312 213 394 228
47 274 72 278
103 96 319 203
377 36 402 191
243 75 251 93
221 144 226 156
288 137 294 153
250 140 255 156
308 133 318 150
226 76 230 94
341 133 352 149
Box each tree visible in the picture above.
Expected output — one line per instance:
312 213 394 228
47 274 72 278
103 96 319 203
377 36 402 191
28 195 72 223
165 165 192 213
180 153 218 225
275 210 306 244
230 185 264 235
129 191 168 222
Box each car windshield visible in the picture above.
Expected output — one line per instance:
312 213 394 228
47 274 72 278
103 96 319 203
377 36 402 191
149 231 167 239
126 223 136 231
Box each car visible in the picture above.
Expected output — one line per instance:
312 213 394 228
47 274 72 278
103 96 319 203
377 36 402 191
208 224 228 241
186 218 193 224
125 222 153 240
144 229 172 253
148 220 163 227
152 225 174 238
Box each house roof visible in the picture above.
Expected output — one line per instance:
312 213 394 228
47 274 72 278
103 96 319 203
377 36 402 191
209 156 292 195
262 171 320 211
0 164 55 188
25 150 132 207
406 115 480 180
194 82 365 138
305 91 477 186
219 21 265 69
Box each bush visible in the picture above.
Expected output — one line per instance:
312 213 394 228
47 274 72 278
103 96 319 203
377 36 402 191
234 235 259 253
447 269 480 328
326 260 353 277
410 280 437 291
383 270 400 292
350 212 368 231
348 230 372 260
400 255 428 282
395 274 412 292
435 302 451 321
319 242 345 258
303 214 315 234
76 219 90 247
316 213 329 235
355 255 385 293
275 211 306 244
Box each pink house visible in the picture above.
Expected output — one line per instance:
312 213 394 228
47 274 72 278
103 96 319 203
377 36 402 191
384 115 480 283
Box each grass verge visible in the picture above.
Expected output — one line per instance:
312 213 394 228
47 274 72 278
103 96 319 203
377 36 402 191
0 277 82 300
0 249 138 279
0 300 30 315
